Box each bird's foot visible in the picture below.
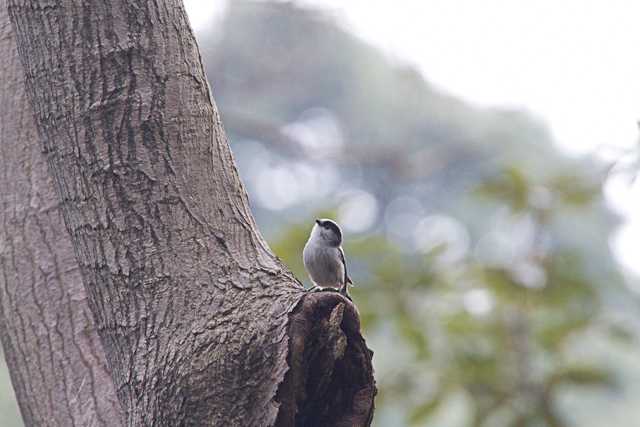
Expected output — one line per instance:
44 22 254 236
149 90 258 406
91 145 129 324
339 285 353 302
307 286 339 293
306 286 351 301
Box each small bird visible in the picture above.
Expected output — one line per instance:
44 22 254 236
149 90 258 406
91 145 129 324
303 218 353 297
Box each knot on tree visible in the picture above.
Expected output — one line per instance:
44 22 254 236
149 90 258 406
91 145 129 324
276 292 376 427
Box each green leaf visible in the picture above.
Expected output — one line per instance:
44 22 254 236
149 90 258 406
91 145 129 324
547 173 600 207
475 166 531 211
537 315 590 350
550 364 616 389
396 311 430 359
408 390 447 425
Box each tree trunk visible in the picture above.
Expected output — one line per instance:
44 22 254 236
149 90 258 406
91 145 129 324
0 3 124 425
3 0 375 425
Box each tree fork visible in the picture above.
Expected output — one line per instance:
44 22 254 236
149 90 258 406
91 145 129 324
5 0 375 425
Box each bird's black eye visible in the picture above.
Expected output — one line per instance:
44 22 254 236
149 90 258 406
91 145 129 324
324 221 342 241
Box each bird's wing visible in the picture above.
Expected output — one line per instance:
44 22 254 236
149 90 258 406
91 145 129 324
338 246 353 285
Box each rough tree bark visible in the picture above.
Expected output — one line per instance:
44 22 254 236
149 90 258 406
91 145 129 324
0 3 124 425
3 0 375 426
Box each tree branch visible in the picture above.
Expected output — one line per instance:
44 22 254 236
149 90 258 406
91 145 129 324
276 292 376 427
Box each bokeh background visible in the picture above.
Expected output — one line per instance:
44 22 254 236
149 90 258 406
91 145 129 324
2 1 640 426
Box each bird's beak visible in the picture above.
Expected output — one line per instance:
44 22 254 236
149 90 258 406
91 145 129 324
315 219 322 226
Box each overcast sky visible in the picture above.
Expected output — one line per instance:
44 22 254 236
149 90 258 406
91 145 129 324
184 0 640 277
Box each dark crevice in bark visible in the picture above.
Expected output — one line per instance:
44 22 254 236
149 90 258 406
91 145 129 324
276 292 376 427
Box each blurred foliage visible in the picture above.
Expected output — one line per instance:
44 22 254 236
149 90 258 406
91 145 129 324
273 167 627 426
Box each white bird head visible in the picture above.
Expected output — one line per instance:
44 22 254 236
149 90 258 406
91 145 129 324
310 218 343 247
